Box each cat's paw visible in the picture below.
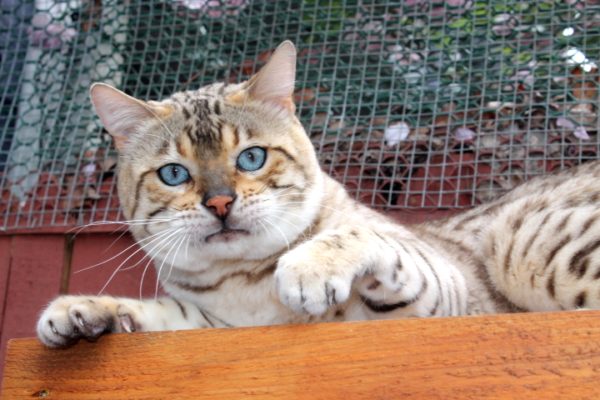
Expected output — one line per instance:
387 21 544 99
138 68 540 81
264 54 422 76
275 227 401 315
37 296 140 348
275 238 359 315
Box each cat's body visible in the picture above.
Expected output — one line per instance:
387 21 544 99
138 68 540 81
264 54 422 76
37 42 600 347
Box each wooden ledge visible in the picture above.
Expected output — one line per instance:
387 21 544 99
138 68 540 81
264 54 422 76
2 310 600 399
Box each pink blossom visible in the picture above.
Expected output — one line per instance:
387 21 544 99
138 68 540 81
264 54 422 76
172 0 248 18
82 163 97 177
454 127 475 140
513 70 534 87
492 25 512 36
556 116 575 129
28 13 78 50
60 28 77 43
385 122 410 146
573 126 590 140
564 0 585 9
402 0 425 6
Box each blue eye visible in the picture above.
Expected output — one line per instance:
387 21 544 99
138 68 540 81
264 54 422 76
237 147 266 171
158 164 190 186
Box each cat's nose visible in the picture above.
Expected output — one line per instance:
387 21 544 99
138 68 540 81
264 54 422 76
205 195 235 220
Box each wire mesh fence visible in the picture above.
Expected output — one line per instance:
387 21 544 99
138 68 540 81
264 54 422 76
0 0 599 231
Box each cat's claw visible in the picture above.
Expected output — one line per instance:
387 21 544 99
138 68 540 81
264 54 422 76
37 296 138 348
275 248 354 315
275 227 403 315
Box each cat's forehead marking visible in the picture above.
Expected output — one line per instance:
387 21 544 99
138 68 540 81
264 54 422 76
166 82 274 160
192 120 223 156
232 126 240 147
168 82 260 159
175 133 191 159
170 92 226 156
156 136 171 156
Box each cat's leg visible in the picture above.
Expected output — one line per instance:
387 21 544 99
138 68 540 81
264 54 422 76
37 295 217 348
275 225 468 317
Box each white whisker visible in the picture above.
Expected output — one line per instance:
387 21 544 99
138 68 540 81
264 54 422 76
270 183 306 198
143 104 176 139
274 208 313 222
155 234 185 300
140 257 154 301
68 218 174 233
96 228 181 295
263 218 290 251
268 214 308 240
76 227 178 273
101 229 133 255
136 227 185 300
184 234 192 262
277 201 357 222
257 219 271 238
166 233 187 284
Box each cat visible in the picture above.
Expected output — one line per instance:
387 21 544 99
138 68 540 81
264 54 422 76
37 40 600 347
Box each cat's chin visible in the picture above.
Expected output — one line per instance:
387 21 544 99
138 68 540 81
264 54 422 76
205 228 250 244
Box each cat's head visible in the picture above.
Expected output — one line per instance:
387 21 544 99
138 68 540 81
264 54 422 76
90 41 324 267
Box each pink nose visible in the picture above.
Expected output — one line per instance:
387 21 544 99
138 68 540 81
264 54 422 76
205 195 234 218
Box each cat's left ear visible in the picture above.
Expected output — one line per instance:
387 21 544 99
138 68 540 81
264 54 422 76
229 41 297 112
89 83 173 152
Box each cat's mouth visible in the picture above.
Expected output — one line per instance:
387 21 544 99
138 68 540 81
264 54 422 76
205 228 250 243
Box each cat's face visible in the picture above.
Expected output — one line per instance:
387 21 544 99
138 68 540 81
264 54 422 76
90 42 324 268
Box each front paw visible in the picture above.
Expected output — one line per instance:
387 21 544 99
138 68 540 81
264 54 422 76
37 296 138 348
275 243 356 315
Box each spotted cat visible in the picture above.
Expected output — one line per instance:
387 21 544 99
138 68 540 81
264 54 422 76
38 41 600 347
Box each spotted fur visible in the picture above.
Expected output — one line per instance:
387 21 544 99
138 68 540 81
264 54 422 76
38 41 600 348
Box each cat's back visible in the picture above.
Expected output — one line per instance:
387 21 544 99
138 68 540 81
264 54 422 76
416 160 600 313
475 158 600 249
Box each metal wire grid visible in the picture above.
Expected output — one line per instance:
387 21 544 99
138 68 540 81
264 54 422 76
0 0 599 231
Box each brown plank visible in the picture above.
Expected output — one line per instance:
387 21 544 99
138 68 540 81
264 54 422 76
68 233 163 299
0 235 64 390
2 310 600 399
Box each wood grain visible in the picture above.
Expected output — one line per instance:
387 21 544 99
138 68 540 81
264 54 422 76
2 310 600 399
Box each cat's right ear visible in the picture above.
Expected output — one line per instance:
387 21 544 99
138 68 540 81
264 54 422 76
227 41 297 112
89 83 172 152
